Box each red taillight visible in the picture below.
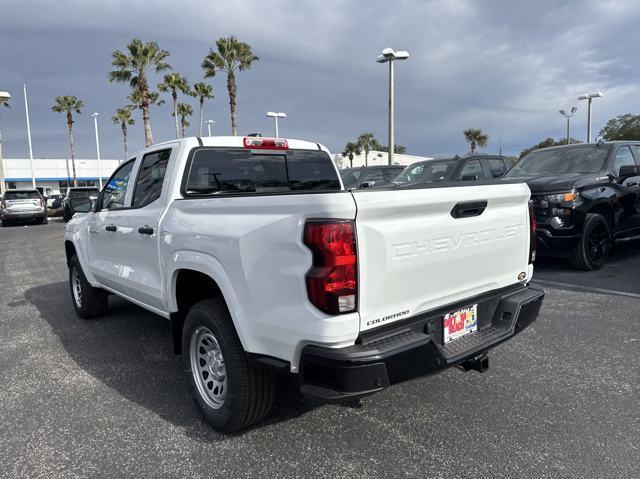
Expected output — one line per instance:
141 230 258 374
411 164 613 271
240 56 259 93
528 200 537 263
243 137 288 150
303 220 357 315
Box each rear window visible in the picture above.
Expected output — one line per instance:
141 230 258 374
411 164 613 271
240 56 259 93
184 148 340 195
4 190 40 200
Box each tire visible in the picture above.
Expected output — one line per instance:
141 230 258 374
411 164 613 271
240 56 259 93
68 255 108 318
1 218 9 227
182 299 275 433
40 217 48 225
570 213 611 271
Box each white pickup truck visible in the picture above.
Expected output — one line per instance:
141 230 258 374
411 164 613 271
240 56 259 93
64 136 544 432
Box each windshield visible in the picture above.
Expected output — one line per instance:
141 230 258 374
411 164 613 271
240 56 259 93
4 190 40 200
508 146 611 176
339 169 362 188
394 160 457 184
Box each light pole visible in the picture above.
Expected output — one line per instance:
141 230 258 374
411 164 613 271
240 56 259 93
266 112 286 138
23 84 35 188
559 107 577 145
92 113 103 189
577 92 603 143
0 91 10 195
377 47 409 165
205 119 215 137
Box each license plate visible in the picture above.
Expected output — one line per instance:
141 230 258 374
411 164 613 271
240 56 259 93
443 304 478 344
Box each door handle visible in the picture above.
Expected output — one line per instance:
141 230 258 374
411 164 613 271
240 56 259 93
138 226 154 235
105 225 117 232
451 200 488 219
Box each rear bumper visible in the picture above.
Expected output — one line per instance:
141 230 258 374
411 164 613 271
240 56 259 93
299 284 544 402
1 209 45 220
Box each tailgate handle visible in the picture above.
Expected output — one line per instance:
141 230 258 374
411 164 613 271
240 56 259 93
451 200 487 219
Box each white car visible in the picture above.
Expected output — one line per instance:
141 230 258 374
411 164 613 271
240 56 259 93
64 136 543 432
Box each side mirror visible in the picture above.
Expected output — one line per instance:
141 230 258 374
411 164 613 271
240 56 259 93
360 181 375 189
618 164 640 178
69 197 93 214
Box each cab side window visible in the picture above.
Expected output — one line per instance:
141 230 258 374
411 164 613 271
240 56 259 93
133 149 171 207
612 146 636 176
101 160 135 210
486 158 507 178
458 160 484 181
359 168 385 186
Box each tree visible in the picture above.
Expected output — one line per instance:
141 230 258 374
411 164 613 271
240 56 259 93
377 144 407 154
599 114 640 141
158 73 192 138
109 39 171 147
177 103 193 138
342 142 362 168
356 133 377 166
193 82 214 136
463 128 488 154
520 137 581 157
202 36 259 136
111 107 135 161
52 96 83 187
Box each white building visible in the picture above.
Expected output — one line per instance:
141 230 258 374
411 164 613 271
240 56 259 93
2 158 120 195
333 150 433 169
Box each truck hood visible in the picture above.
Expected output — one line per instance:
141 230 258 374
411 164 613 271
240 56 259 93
504 173 609 193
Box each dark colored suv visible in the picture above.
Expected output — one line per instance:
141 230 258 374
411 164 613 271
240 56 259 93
393 155 509 185
505 141 640 270
340 165 405 189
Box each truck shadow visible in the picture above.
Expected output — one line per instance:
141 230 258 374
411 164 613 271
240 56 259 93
24 281 321 440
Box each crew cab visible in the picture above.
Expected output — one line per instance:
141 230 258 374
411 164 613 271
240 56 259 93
505 141 640 270
64 136 543 432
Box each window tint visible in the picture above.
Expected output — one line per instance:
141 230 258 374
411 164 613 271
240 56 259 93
360 169 385 185
185 148 340 194
382 167 404 182
508 146 610 175
458 160 484 180
69 189 99 199
286 150 340 190
612 146 636 176
102 160 134 210
133 149 171 207
339 168 363 188
486 158 507 178
4 190 40 200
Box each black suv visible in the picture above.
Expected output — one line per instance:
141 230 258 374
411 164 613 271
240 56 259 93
505 141 640 270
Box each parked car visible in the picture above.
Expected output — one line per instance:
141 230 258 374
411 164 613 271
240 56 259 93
1 189 47 226
393 155 509 185
61 187 100 222
64 136 543 432
340 165 405 189
505 141 640 270
47 193 65 209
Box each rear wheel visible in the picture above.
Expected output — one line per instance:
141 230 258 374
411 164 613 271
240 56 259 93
69 255 108 318
182 299 275 433
570 213 610 271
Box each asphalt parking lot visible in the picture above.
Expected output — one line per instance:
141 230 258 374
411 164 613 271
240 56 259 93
1 220 639 479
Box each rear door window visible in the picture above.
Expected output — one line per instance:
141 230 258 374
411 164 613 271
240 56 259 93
612 146 637 176
457 160 484 181
485 158 507 178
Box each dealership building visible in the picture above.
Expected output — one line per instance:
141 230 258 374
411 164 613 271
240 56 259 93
1 158 119 196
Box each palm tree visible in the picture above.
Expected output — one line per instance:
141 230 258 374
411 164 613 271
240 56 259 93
176 103 193 137
108 39 171 147
158 73 192 138
193 82 214 136
202 36 259 136
356 133 377 166
463 128 488 154
111 107 135 161
51 96 83 187
342 142 362 168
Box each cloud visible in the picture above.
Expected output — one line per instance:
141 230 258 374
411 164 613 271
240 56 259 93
1 0 640 159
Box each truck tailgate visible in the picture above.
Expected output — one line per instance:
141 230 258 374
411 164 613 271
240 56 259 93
353 182 531 332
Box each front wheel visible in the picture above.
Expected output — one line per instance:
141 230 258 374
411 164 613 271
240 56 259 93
182 299 275 433
68 255 108 318
570 213 610 271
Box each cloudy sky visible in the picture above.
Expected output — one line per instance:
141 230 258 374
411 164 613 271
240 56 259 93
1 0 639 160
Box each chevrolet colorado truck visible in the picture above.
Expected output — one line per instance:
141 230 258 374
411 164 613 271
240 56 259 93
506 141 640 270
64 136 543 432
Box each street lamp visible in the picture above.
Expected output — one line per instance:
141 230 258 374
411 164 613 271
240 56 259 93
377 47 409 165
92 113 103 189
205 119 215 137
0 91 10 195
559 107 578 145
266 112 286 138
577 92 603 143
